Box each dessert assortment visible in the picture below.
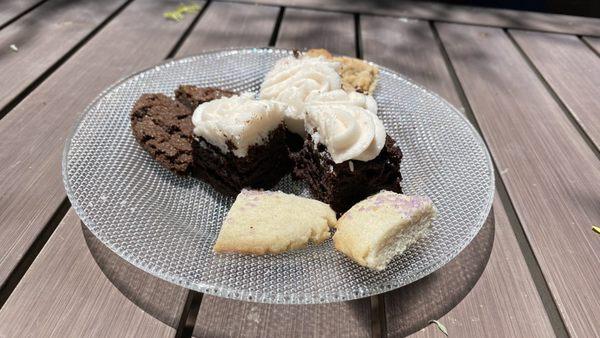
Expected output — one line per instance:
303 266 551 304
130 49 436 270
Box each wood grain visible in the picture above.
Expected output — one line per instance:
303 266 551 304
510 30 600 150
0 0 127 113
582 36 600 55
177 1 280 57
213 0 600 36
409 194 555 337
194 298 372 338
82 224 188 328
0 210 178 337
437 23 600 337
360 16 555 336
360 16 461 109
276 8 355 56
0 0 43 28
187 5 371 336
0 0 202 290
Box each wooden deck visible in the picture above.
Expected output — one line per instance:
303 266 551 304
0 0 598 337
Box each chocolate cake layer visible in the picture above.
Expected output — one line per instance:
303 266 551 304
192 124 292 195
292 135 402 213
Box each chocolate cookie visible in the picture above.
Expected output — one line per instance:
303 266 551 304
130 93 193 175
175 85 236 110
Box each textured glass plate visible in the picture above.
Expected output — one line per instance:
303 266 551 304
63 48 494 304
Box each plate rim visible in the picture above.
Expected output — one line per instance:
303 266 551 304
62 47 495 304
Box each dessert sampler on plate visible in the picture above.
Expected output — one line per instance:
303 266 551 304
130 48 436 271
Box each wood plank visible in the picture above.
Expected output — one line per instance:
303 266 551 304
214 0 600 37
409 194 555 337
360 16 555 337
82 224 188 328
437 23 600 337
0 0 202 290
510 30 600 150
361 16 461 109
0 0 43 28
188 5 371 337
0 0 127 113
276 8 355 56
0 210 178 337
194 298 371 337
177 1 280 57
582 36 600 55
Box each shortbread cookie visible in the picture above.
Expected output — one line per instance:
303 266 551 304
214 190 337 255
306 48 379 94
333 191 436 270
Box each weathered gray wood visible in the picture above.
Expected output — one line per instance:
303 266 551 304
0 210 177 337
437 23 600 337
409 194 555 337
510 30 600 150
0 0 202 290
361 16 461 109
214 0 600 37
82 223 189 328
276 8 355 56
0 0 43 28
0 0 127 113
582 36 600 55
194 298 372 338
384 211 495 337
188 5 371 337
177 1 280 57
360 16 555 336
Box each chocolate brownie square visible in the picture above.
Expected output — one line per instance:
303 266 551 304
292 135 402 213
192 124 292 195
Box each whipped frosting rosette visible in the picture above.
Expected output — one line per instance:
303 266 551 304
304 89 386 163
259 55 341 135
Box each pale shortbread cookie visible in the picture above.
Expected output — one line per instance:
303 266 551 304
306 48 379 94
214 190 337 255
333 191 436 270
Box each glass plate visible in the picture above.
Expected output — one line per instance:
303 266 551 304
63 48 494 304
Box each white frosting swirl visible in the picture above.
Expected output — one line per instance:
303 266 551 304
305 90 385 163
259 56 341 135
192 94 284 157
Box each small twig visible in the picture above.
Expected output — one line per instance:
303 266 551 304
428 320 448 336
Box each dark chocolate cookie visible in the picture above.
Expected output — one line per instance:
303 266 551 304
175 85 236 110
130 93 193 175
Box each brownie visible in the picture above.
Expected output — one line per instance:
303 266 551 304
175 85 236 110
192 124 292 195
130 93 194 175
292 135 402 213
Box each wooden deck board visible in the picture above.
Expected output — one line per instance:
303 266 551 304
276 8 355 56
0 210 179 337
0 0 43 28
437 23 600 337
189 4 371 337
0 0 127 114
581 36 600 55
510 30 600 150
409 194 555 337
360 16 555 337
177 1 280 57
214 0 600 36
0 0 202 290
